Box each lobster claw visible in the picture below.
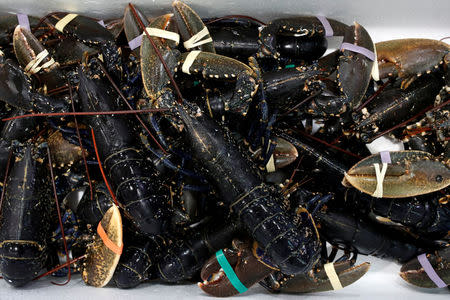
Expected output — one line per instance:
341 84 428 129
123 4 149 57
344 150 450 198
376 38 449 89
198 239 274 297
81 205 123 287
399 247 449 288
260 260 370 293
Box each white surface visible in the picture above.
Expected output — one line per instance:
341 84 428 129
0 0 449 299
0 255 448 299
0 0 449 41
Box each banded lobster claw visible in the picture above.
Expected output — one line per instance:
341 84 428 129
260 260 371 293
344 150 450 198
81 205 123 287
198 239 274 297
400 247 449 289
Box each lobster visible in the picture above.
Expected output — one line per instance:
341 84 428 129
77 60 172 236
0 143 53 286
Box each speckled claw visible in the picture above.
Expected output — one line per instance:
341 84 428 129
376 38 449 89
344 150 450 198
46 13 115 45
199 240 273 297
123 5 149 56
172 0 215 53
272 137 299 169
178 51 258 115
81 205 123 288
400 247 449 288
140 14 180 107
13 25 58 73
261 260 370 293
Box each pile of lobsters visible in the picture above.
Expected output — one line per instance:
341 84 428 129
0 0 448 296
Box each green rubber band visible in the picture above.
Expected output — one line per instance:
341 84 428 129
193 80 200 87
215 249 248 293
284 64 295 68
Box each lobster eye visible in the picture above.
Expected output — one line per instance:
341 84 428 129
435 175 443 183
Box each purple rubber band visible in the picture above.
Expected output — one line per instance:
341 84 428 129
340 42 375 61
128 34 143 50
17 14 30 31
417 254 447 288
316 15 333 37
97 20 106 28
379 151 391 164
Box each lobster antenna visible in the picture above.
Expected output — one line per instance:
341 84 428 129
354 79 391 112
68 81 94 201
282 155 304 192
0 149 13 213
278 91 321 119
204 15 266 26
34 254 86 281
2 108 168 121
369 98 450 142
294 129 362 159
47 146 72 285
90 128 119 207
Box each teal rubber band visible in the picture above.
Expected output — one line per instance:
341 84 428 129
215 249 248 293
284 64 295 68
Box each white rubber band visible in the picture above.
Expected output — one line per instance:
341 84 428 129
371 44 380 81
55 13 78 32
40 58 56 69
372 162 388 198
24 49 54 74
183 27 213 49
146 27 180 44
324 262 343 290
266 154 276 173
182 50 201 75
24 49 48 72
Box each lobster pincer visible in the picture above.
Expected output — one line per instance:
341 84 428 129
306 22 375 116
260 259 371 293
199 239 274 297
376 38 449 89
258 16 349 58
178 51 258 115
400 247 449 289
344 150 450 198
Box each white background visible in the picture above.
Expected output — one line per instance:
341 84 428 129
0 0 449 299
